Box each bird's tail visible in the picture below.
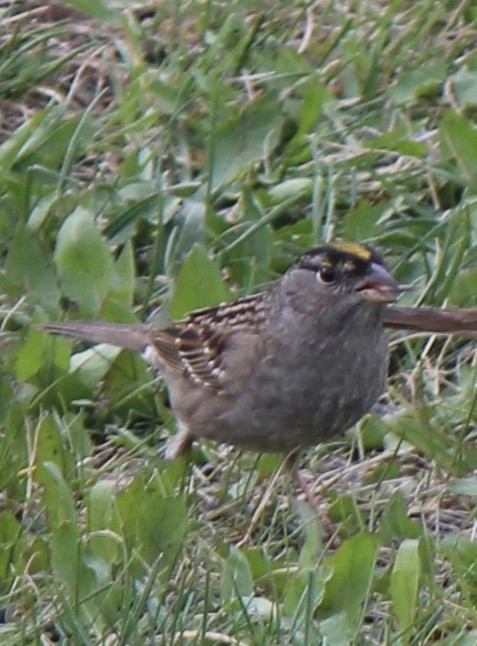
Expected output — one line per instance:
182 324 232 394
383 306 477 334
41 321 152 352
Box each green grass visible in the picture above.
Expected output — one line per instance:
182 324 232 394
1 0 477 642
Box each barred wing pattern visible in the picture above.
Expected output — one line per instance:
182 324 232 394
148 293 267 391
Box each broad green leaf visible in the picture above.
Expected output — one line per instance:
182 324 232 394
51 520 81 589
447 477 477 496
343 201 387 243
296 78 329 136
390 539 421 638
85 530 120 581
439 111 477 190
319 610 354 646
54 208 114 316
0 105 67 171
0 381 13 425
380 492 422 543
68 345 122 388
388 65 445 104
364 126 427 157
223 187 274 286
318 533 378 630
142 494 187 564
386 411 460 472
442 537 477 605
166 198 207 267
33 413 71 478
28 193 59 231
268 178 313 204
88 480 117 533
27 536 50 573
328 493 363 537
100 350 152 416
51 521 97 604
35 461 76 529
16 327 48 381
0 511 21 582
451 70 477 110
221 546 254 602
5 224 60 310
209 94 283 190
0 407 28 493
62 413 94 461
297 500 323 569
57 0 115 19
170 243 230 318
147 78 182 116
447 268 477 307
40 327 72 374
282 566 330 620
15 114 92 172
116 477 187 566
454 630 477 646
109 240 135 307
82 545 113 586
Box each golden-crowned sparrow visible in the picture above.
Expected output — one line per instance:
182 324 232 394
42 242 477 458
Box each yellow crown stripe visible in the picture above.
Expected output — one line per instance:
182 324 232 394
331 241 372 261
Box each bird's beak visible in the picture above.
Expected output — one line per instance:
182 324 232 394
355 262 411 304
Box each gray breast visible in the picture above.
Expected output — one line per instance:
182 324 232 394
219 300 388 453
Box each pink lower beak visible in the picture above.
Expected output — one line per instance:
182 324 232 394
355 262 410 304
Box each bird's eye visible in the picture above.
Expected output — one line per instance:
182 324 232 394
318 265 336 284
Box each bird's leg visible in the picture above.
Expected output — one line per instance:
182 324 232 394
164 423 194 460
286 449 341 544
285 449 323 511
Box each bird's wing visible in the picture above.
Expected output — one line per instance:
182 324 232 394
149 292 267 390
150 324 229 390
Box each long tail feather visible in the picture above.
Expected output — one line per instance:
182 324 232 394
384 307 477 334
41 321 152 352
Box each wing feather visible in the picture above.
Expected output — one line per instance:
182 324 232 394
148 292 266 390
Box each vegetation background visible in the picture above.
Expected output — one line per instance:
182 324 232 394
1 0 477 643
